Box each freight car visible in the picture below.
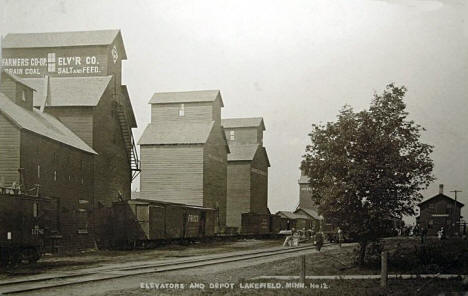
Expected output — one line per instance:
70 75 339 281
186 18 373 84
241 213 289 237
241 213 270 236
111 199 217 248
0 188 59 265
270 214 289 234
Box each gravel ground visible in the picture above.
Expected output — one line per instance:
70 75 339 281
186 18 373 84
0 238 283 279
4 239 467 295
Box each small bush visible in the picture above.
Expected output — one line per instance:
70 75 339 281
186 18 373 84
388 238 468 273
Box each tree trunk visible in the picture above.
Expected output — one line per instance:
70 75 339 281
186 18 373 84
359 240 368 266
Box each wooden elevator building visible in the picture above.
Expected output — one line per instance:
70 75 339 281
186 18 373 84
139 90 229 228
1 29 139 247
222 117 270 229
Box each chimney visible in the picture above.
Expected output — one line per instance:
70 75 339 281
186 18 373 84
439 184 444 194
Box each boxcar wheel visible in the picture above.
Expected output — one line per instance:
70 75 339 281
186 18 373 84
18 248 40 264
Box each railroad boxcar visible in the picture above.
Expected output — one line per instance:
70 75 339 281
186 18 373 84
240 213 270 235
0 189 59 265
111 198 217 248
270 214 289 234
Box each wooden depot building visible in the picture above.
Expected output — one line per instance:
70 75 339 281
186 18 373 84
221 117 270 230
139 90 229 228
417 184 465 236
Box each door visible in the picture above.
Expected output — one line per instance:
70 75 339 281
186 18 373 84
149 206 165 240
199 212 206 237
135 204 150 239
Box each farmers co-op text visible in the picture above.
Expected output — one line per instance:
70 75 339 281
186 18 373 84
1 53 101 75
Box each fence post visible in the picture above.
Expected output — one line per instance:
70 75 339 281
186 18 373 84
380 251 388 288
300 255 306 284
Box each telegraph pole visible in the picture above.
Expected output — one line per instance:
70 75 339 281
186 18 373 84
450 190 462 236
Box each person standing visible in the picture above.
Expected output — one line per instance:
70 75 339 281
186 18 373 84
315 231 324 251
420 226 427 244
337 227 343 248
283 228 295 247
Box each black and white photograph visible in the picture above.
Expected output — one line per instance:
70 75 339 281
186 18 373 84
0 0 467 295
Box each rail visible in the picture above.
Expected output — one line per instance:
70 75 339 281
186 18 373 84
0 243 320 294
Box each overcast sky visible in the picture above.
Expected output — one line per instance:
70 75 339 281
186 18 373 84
1 0 467 220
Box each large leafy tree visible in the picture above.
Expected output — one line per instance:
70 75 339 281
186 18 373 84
301 84 434 265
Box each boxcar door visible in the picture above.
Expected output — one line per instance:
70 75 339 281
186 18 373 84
182 212 188 239
199 212 206 237
135 204 150 240
148 206 165 240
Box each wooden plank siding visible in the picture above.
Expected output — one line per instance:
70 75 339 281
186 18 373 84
211 98 222 124
225 127 262 145
151 102 215 124
418 195 463 236
45 107 94 146
0 114 20 186
140 145 204 205
250 148 269 214
93 83 132 206
203 125 228 227
226 162 251 228
1 46 110 78
0 77 18 102
298 183 315 209
20 130 95 249
1 31 135 250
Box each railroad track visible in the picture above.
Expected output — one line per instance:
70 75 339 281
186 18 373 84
0 243 321 294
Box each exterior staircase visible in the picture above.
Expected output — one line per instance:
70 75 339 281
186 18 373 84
116 103 140 180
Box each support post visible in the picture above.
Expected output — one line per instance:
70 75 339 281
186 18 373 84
380 251 388 288
300 255 306 284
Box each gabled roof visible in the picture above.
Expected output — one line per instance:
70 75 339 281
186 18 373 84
295 207 322 220
1 71 36 90
419 193 464 208
0 92 96 154
3 29 121 48
298 175 310 184
222 117 265 130
149 90 223 106
127 198 217 211
20 76 112 107
227 144 259 162
138 121 215 145
227 144 270 167
276 211 310 220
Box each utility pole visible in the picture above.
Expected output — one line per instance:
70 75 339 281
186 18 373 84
450 190 462 236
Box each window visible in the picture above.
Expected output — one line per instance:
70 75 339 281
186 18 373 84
37 164 41 179
33 202 38 218
446 203 452 214
179 104 185 116
21 90 26 102
53 170 57 181
230 130 235 140
47 53 56 72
